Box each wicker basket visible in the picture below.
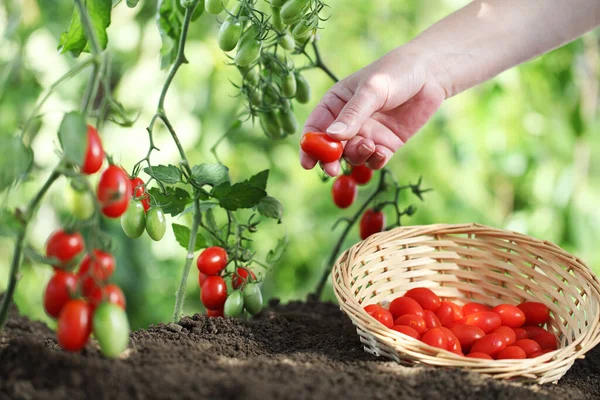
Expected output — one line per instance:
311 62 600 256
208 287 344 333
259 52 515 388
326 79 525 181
332 223 600 384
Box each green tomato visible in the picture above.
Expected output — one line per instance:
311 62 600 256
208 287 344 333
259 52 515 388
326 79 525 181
282 72 297 97
270 6 285 30
248 89 262 106
294 72 311 104
270 0 287 6
191 0 205 21
235 27 261 67
121 200 146 239
68 186 95 220
218 19 243 52
259 110 283 140
275 52 294 70
277 106 298 134
280 0 308 25
145 207 167 241
241 67 260 86
205 0 227 14
280 34 296 51
93 302 130 359
292 19 312 40
224 290 244 317
243 283 263 315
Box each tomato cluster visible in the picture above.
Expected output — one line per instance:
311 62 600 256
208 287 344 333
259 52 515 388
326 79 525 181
364 287 557 360
43 229 129 358
197 246 263 318
120 176 166 241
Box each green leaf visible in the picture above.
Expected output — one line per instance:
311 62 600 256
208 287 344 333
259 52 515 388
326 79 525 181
0 137 33 191
148 187 190 216
257 196 284 223
212 181 266 211
157 0 186 69
205 208 219 233
191 163 230 187
0 209 23 237
172 223 206 251
266 235 288 266
143 165 182 185
249 170 269 191
58 0 112 56
58 112 87 166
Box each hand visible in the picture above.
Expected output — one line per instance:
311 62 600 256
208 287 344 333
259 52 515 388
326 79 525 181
300 47 446 176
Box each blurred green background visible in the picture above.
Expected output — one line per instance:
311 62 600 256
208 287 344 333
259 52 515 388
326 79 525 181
1 0 598 330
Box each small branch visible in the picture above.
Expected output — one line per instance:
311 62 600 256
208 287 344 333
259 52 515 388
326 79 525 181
312 41 339 83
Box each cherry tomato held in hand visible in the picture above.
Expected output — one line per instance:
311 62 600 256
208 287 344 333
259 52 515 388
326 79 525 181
470 334 506 357
517 302 551 325
130 177 150 212
97 166 131 218
423 310 441 329
197 246 228 276
57 299 92 352
394 314 427 334
81 125 104 175
46 230 85 270
496 345 527 360
515 339 542 358
232 267 257 289
464 311 502 334
492 326 517 346
421 328 448 350
467 352 493 360
450 325 486 353
300 132 343 164
201 276 228 311
371 308 394 328
404 287 441 311
389 297 424 319
462 302 491 316
350 165 373 185
331 175 357 209
359 209 385 240
44 270 77 318
492 304 526 328
78 250 116 296
392 325 420 339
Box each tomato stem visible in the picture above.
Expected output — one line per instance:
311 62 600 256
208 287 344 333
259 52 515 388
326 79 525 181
311 41 339 83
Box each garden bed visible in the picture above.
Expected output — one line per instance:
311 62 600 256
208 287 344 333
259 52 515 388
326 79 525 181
1 297 598 400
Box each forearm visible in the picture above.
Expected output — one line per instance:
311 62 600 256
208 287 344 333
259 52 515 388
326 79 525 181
410 0 600 97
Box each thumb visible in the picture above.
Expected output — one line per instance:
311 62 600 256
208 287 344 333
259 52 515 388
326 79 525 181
326 84 380 141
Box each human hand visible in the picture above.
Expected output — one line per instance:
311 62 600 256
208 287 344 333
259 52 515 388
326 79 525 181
300 47 446 176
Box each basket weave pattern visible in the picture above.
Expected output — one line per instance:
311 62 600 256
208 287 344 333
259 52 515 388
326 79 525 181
332 224 600 383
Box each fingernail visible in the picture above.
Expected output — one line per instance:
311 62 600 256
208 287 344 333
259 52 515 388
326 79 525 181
327 122 347 135
358 143 373 156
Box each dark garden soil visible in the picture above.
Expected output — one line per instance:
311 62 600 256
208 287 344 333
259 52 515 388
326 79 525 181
1 296 599 400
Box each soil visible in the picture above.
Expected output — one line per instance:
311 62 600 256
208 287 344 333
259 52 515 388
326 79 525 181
1 297 599 400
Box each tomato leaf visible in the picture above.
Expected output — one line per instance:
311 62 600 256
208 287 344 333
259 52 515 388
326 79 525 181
58 0 112 56
58 112 88 166
257 196 284 223
212 181 266 211
143 165 182 185
172 223 206 251
249 170 269 191
205 208 219 233
148 187 190 216
0 209 23 237
191 163 230 187
266 235 288 266
0 136 33 191
157 0 185 68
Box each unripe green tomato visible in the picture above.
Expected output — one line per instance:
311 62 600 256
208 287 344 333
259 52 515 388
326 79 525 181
270 6 285 30
248 89 262 106
259 111 283 140
225 1 242 20
277 106 298 134
68 186 95 220
294 72 311 104
275 52 294 70
242 67 260 86
218 19 243 52
145 207 167 241
205 0 228 15
243 283 263 315
93 302 130 359
280 33 296 51
121 200 146 239
270 0 287 6
292 19 312 40
235 28 261 67
280 0 309 25
282 72 297 97
224 290 244 317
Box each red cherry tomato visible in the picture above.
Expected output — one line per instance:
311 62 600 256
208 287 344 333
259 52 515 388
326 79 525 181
86 283 126 310
350 164 373 185
436 301 462 326
207 308 224 318
423 310 441 329
232 267 256 289
57 299 92 351
440 327 462 354
364 304 382 316
130 177 150 212
394 314 427 334
517 302 550 325
331 175 357 209
522 325 547 339
514 339 542 358
470 334 507 356
81 125 104 175
359 209 385 240
421 328 448 350
300 132 343 163
370 307 393 328
197 246 228 276
43 270 77 318
45 230 85 269
392 325 420 339
514 328 528 341
496 345 527 360
467 352 493 360
201 276 228 310
529 351 544 358
532 331 558 350
464 311 502 334
389 297 424 319
77 250 115 296
450 324 486 353
199 272 208 287
404 287 441 311
462 302 491 316
492 326 517 346
491 304 526 328
97 165 131 218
